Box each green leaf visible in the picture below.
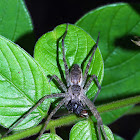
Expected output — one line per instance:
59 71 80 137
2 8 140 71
0 0 35 54
0 35 51 130
40 133 63 140
34 24 104 100
133 130 140 140
113 134 124 140
70 120 114 140
76 3 140 124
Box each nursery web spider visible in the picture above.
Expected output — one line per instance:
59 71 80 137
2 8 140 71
3 24 108 140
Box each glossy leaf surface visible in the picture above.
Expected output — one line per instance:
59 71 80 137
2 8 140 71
70 120 114 140
40 133 63 140
0 36 51 130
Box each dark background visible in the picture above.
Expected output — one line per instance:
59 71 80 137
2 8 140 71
24 0 140 140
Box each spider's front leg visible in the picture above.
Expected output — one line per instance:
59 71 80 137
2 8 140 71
62 24 70 87
82 95 108 140
82 33 100 87
49 75 67 92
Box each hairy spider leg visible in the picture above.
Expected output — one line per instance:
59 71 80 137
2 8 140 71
84 74 101 103
82 33 100 87
82 95 108 140
2 93 66 138
37 97 69 140
49 75 67 92
62 24 70 87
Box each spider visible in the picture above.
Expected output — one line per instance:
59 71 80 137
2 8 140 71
3 24 108 140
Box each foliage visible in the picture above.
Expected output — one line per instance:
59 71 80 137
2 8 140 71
0 1 140 140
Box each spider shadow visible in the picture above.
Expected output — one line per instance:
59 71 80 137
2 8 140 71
15 31 36 56
47 30 68 93
114 34 140 51
129 3 140 16
96 34 140 104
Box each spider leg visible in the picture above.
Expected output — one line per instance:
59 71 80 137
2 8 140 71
2 93 65 138
49 75 67 92
62 24 70 87
82 95 108 140
37 97 67 140
84 74 101 103
82 33 100 87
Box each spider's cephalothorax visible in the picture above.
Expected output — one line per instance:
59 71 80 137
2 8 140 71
3 24 108 140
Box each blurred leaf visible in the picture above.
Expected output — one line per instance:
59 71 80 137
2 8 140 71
0 0 35 54
76 3 140 124
113 134 124 140
70 120 114 140
40 133 63 140
133 130 140 140
34 24 104 100
0 35 51 130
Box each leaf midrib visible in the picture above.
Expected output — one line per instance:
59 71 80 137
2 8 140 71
0 72 45 117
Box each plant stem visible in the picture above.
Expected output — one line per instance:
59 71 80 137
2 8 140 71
1 115 83 140
97 95 140 113
2 95 140 140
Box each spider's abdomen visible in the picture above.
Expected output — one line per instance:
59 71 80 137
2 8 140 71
66 100 84 115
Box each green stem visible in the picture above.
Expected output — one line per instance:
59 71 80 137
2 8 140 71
2 95 140 140
97 95 140 113
1 115 83 140
50 127 56 134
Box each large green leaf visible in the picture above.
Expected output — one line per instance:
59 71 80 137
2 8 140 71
0 0 35 54
70 120 114 140
0 35 51 130
34 24 104 100
76 3 140 124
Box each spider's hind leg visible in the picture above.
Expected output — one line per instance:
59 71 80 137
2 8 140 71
37 97 67 140
82 95 108 140
84 74 101 103
2 93 66 138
